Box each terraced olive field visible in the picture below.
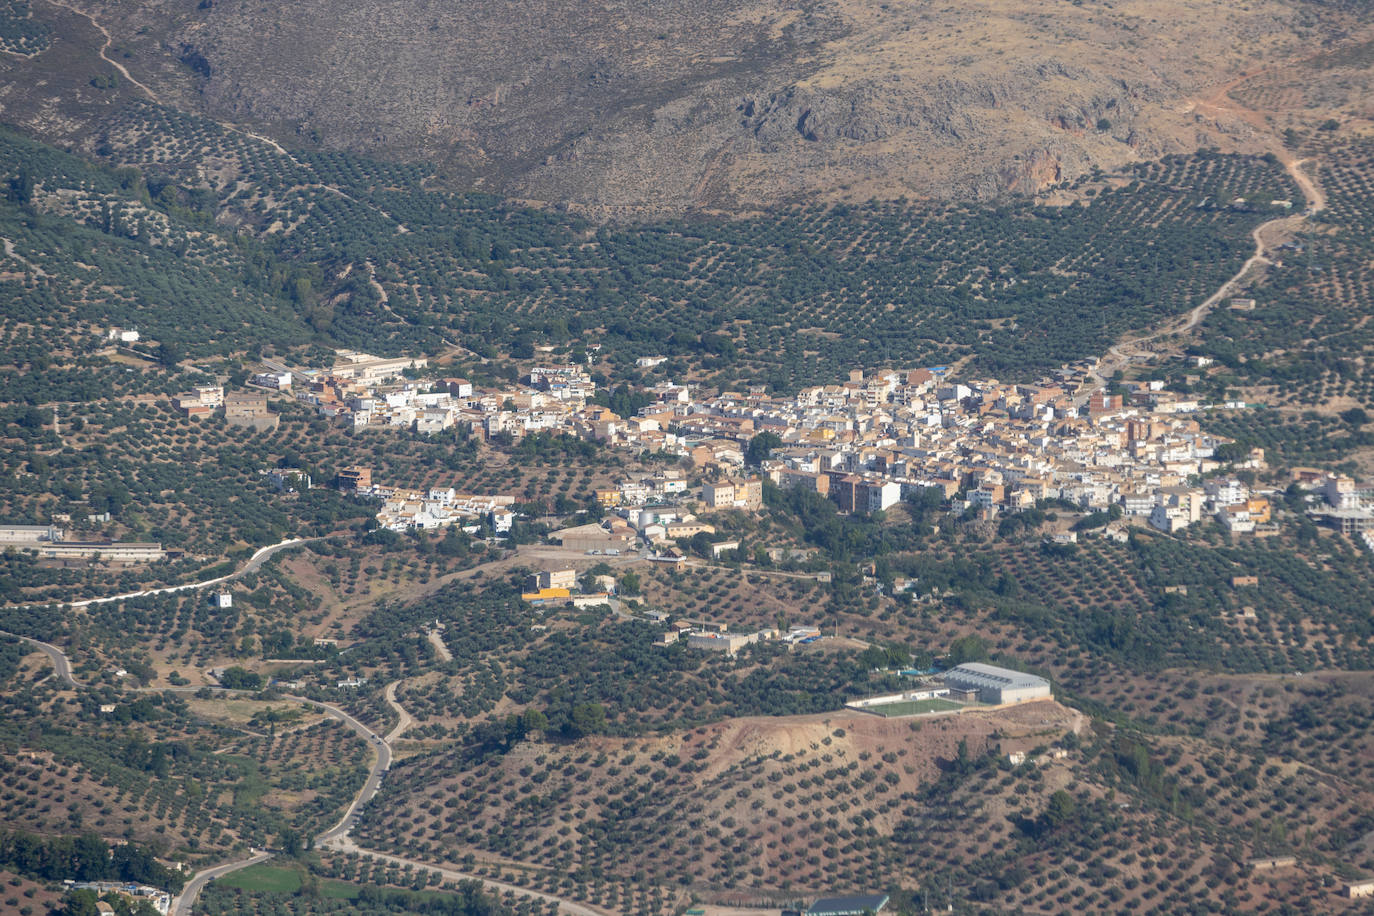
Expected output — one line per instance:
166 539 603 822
2 107 1297 393
1195 137 1374 418
0 669 369 861
3 29 1374 916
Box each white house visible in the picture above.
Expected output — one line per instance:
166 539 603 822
252 371 293 389
1204 478 1247 508
1218 505 1256 534
1150 504 1192 534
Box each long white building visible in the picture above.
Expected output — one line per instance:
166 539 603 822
942 662 1051 704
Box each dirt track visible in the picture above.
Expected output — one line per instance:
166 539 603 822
1083 153 1323 394
41 0 162 102
1080 53 1334 392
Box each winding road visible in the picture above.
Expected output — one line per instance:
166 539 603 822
40 0 161 102
3 623 609 915
6 537 321 612
303 699 392 846
0 624 389 913
168 694 389 916
3 631 76 687
382 680 416 743
73 536 323 608
1079 156 1324 397
172 852 271 914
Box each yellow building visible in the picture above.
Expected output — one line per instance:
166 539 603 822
521 587 571 602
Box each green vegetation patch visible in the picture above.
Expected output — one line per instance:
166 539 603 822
218 863 304 894
200 869 524 916
867 697 963 717
54 102 1299 390
0 0 51 56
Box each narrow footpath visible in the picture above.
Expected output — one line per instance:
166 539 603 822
40 0 161 101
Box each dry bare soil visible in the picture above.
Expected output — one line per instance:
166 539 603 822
4 0 1368 214
355 703 1085 907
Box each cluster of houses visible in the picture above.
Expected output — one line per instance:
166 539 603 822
171 384 223 418
64 881 170 915
1147 475 1272 535
171 384 272 427
274 351 691 446
1294 469 1374 543
657 618 823 656
585 470 763 551
335 467 518 534
247 349 1374 547
521 568 617 608
550 513 721 558
674 368 1267 535
519 360 1266 535
594 469 692 507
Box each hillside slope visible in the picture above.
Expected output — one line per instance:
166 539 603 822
15 0 1361 215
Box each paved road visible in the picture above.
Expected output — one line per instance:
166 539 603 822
170 851 271 916
167 694 390 915
7 550 611 916
71 537 320 608
303 697 392 844
4 537 321 612
0 630 77 687
308 689 611 916
311 684 615 916
0 622 394 915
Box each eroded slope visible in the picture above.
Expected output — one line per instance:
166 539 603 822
23 0 1363 214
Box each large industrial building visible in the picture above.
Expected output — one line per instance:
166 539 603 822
34 541 165 564
941 662 1052 704
0 524 64 543
553 522 638 554
329 350 428 383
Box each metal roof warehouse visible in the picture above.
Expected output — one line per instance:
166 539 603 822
941 661 1052 704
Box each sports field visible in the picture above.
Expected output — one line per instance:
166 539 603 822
867 698 964 717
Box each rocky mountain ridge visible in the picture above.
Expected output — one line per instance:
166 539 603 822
6 0 1368 215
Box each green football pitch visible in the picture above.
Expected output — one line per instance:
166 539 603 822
868 698 964 717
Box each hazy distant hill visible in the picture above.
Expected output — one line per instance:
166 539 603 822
14 0 1360 215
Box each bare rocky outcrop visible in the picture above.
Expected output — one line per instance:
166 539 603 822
33 0 1366 215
